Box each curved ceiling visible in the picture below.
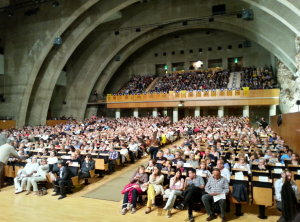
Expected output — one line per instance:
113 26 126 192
21 0 300 125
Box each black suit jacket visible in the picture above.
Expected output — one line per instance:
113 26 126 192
53 167 72 181
81 160 95 172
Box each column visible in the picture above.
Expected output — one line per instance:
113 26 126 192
84 105 98 119
269 105 276 123
167 60 172 74
184 108 189 117
133 108 138 117
194 107 200 117
152 107 157 117
203 59 208 70
163 109 167 116
243 105 249 117
115 108 120 119
222 57 228 69
184 60 190 72
218 106 224 117
224 107 228 117
173 107 178 123
203 108 208 116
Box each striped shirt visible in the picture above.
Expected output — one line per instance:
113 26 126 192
109 150 119 160
205 176 229 194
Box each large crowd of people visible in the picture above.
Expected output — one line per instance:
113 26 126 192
0 114 299 222
117 75 155 94
151 70 230 93
240 66 277 89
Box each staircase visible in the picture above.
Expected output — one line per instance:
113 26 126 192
227 72 234 88
229 72 242 89
145 77 162 92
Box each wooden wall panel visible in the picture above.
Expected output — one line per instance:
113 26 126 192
271 113 300 154
0 120 16 129
46 120 69 126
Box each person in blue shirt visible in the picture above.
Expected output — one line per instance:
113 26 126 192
163 148 174 160
281 149 293 164
270 133 277 143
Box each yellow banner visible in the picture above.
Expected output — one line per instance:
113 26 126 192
112 95 117 101
124 95 129 101
235 89 240 96
181 90 186 98
196 90 201 97
188 91 194 97
161 92 168 99
155 92 160 100
143 93 148 100
227 90 232 96
148 93 154 100
219 90 225 96
169 91 174 99
107 94 112 102
243 87 249 96
136 94 142 101
175 91 180 98
204 90 209 97
211 90 216 97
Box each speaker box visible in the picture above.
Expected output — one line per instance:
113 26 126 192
296 100 300 105
212 4 226 16
115 55 120 61
242 9 253 21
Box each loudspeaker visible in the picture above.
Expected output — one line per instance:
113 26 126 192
243 40 251 48
242 9 253 21
54 36 62 45
296 100 300 105
212 4 226 15
115 55 120 61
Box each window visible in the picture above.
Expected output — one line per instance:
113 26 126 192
228 45 232 50
218 46 222 51
199 48 203 52
172 51 175 55
163 52 166 56
155 53 158 57
180 50 184 54
238 44 243 48
208 47 212 51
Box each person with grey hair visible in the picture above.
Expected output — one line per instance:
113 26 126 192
0 139 23 191
186 153 199 169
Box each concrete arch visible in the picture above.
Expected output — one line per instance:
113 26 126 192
25 0 299 125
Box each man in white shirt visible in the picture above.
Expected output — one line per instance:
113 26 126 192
217 160 230 182
120 144 129 165
47 151 58 164
128 139 138 163
275 170 300 222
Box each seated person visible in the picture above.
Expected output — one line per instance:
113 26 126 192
14 155 39 194
216 160 230 182
186 153 199 169
120 144 129 165
196 161 211 181
144 166 164 214
78 154 95 183
281 149 293 164
275 170 300 222
233 157 251 175
47 151 58 164
122 165 149 215
155 150 167 169
25 158 49 195
162 160 172 172
163 148 174 160
291 153 300 166
268 152 279 164
202 168 229 222
50 160 73 200
66 153 81 165
202 148 217 163
258 157 267 170
146 159 156 172
128 139 138 163
163 169 184 218
176 168 205 222
264 149 272 159
108 146 119 173
172 151 186 165
40 148 49 157
176 161 184 173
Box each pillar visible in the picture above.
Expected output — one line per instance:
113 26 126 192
243 105 249 117
269 105 276 123
224 107 228 116
173 107 178 123
167 60 172 74
133 108 138 117
163 109 167 116
152 107 157 117
222 57 228 69
203 59 208 70
203 108 208 116
84 105 98 119
218 106 224 117
184 108 189 117
184 60 190 72
115 108 120 119
195 107 200 117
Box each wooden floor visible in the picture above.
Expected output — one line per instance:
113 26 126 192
0 141 281 222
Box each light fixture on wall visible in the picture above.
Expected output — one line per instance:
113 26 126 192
178 101 184 107
52 1 59 7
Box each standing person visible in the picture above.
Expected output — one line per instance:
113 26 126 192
202 168 229 222
0 139 23 191
259 117 268 129
176 168 205 221
149 132 159 159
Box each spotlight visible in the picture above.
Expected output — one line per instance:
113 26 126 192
182 21 188 26
114 31 119 35
136 28 141 32
8 11 14 17
53 1 59 7
209 17 214 22
54 36 62 45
